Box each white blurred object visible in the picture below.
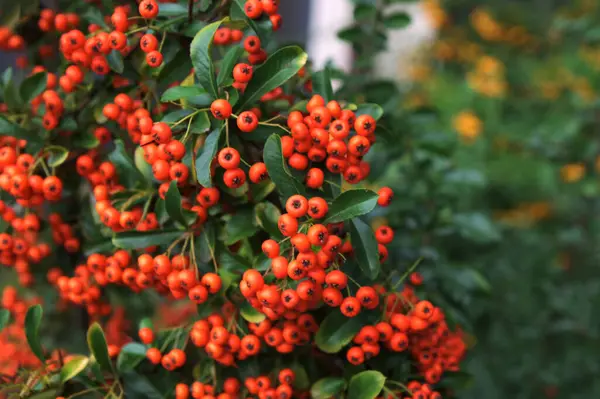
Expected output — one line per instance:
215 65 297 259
307 0 353 72
375 2 437 82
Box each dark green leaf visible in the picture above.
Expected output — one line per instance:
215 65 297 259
338 26 363 42
107 51 125 74
315 310 363 353
217 45 245 86
236 46 308 111
87 322 113 372
349 218 380 280
25 305 44 362
196 222 216 263
158 3 187 16
161 86 207 102
60 356 89 383
112 230 184 249
45 145 69 167
311 377 347 399
73 130 100 149
354 103 384 120
117 343 147 372
324 189 379 224
250 180 276 202
159 51 193 85
264 135 306 200
384 12 411 29
224 209 259 245
254 201 282 238
20 72 47 103
190 19 226 99
0 4 20 29
0 309 9 332
453 213 501 243
347 371 386 399
0 115 36 142
240 301 266 323
83 8 108 28
134 147 154 183
165 181 193 226
230 0 271 43
313 66 334 102
354 4 377 20
122 372 163 399
190 111 211 134
196 127 222 187
108 140 148 188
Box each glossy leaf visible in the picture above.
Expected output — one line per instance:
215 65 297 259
254 201 282 239
165 181 192 226
158 3 187 16
190 111 211 134
108 140 148 188
315 310 363 354
347 371 386 399
45 145 69 167
311 377 347 399
224 209 259 245
107 51 124 74
384 12 411 29
324 189 379 224
264 135 306 200
25 305 44 362
195 127 222 187
20 72 47 103
349 218 381 280
0 115 36 142
217 45 245 86
134 146 154 183
236 46 308 111
87 322 113 372
240 302 266 323
190 19 227 99
354 103 384 120
117 342 147 372
112 230 184 249
60 356 89 383
161 86 207 102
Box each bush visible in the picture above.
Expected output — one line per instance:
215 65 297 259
0 1 469 398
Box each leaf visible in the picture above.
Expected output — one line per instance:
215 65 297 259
347 371 386 399
134 147 154 183
196 222 216 263
190 19 227 99
122 371 164 399
83 8 108 28
240 302 266 323
313 66 334 102
20 72 47 103
263 135 306 200
453 213 501 244
158 3 187 16
254 201 282 238
349 218 380 280
195 128 222 187
0 4 20 30
112 230 184 249
236 46 308 111
60 356 89 383
25 305 44 362
324 189 378 224
108 140 148 188
161 86 207 102
217 45 245 86
107 51 125 74
315 310 363 354
0 309 10 332
311 377 347 399
45 145 69 167
354 103 384 120
87 322 113 372
384 12 411 29
117 342 147 372
224 209 259 245
354 4 377 20
250 180 276 202
230 0 271 43
190 111 211 134
0 115 36 142
165 181 192 226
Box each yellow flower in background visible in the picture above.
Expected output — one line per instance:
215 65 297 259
467 56 507 97
453 111 482 142
476 56 505 76
561 163 586 183
470 9 503 41
434 41 456 61
423 0 448 30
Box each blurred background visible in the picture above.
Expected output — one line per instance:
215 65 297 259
1 1 600 398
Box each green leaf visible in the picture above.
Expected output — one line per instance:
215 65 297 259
264 135 306 200
324 189 378 224
134 147 154 183
190 111 211 134
313 66 334 103
217 45 245 86
108 140 148 189
311 377 347 399
315 310 363 354
123 371 163 399
0 309 10 332
20 72 47 103
354 103 384 120
196 222 216 263
338 26 363 43
254 201 282 239
240 302 266 323
45 145 69 167
107 51 125 74
158 3 187 16
25 305 44 362
117 342 147 372
165 181 192 226
384 12 411 29
87 322 113 372
161 86 207 102
190 19 227 99
230 0 271 43
195 128 222 187
236 46 308 111
60 356 89 383
453 213 501 244
83 8 108 28
0 115 36 142
347 371 386 399
73 130 100 149
354 4 377 20
0 4 20 30
250 180 276 202
349 218 380 280
224 209 259 245
112 230 184 249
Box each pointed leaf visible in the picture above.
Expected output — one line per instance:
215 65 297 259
235 46 307 111
217 45 245 86
311 377 347 399
195 128 222 187
263 135 306 200
60 356 89 383
190 19 228 99
112 230 184 249
349 218 381 280
20 72 47 103
25 305 44 362
315 310 363 354
45 145 69 167
324 189 379 224
354 103 384 120
347 371 386 399
87 322 112 372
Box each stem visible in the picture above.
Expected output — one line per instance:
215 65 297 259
382 386 400 399
204 232 218 272
391 258 423 291
386 380 411 394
